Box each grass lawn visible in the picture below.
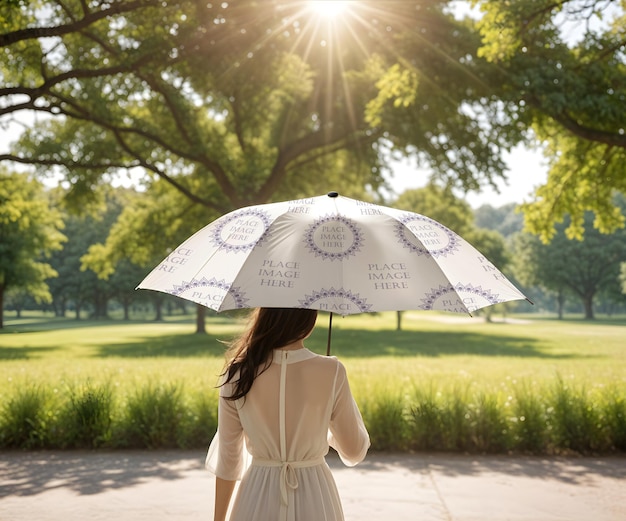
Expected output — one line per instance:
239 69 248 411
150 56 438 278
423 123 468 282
2 309 625 403
1 310 625 453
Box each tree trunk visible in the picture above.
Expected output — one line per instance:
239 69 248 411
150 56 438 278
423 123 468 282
0 286 4 329
54 298 67 317
583 295 595 320
92 293 108 319
154 298 163 321
557 290 565 320
196 304 206 334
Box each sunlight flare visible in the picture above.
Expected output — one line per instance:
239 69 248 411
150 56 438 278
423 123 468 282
307 0 350 19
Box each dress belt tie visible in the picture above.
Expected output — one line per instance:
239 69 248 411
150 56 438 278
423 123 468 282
251 457 325 506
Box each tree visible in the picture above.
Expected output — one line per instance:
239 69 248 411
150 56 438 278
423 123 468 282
474 203 524 238
80 182 210 327
513 232 570 319
96 257 152 320
1 1 528 216
4 2 624 244
47 186 126 319
0 170 65 327
474 0 626 241
597 270 626 315
512 199 626 319
4 288 37 318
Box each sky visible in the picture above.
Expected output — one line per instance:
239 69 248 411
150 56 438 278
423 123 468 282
385 145 549 209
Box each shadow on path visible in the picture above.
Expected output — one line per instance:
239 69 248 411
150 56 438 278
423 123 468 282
338 452 626 485
0 450 204 497
2 450 624 498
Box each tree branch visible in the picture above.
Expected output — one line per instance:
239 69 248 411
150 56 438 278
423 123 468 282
256 127 380 202
0 153 135 169
550 111 626 148
0 0 162 47
108 128 230 214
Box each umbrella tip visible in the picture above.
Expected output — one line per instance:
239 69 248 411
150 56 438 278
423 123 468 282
327 191 339 198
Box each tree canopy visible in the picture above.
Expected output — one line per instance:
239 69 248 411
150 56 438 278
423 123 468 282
0 1 548 211
0 170 66 327
1 0 509 214
1 0 624 241
475 0 626 240
512 195 626 319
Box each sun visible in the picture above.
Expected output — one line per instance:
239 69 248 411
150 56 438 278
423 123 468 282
307 0 350 19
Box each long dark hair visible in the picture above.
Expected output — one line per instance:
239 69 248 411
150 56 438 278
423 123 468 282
222 308 318 402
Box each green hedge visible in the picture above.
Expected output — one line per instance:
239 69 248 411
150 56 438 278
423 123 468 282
2 377 624 454
363 378 626 454
0 380 218 450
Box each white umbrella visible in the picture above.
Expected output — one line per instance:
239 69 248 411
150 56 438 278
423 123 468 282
137 192 530 351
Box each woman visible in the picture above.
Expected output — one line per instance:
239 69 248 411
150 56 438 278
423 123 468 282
206 307 370 521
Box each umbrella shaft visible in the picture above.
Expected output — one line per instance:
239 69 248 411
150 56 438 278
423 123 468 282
326 312 333 356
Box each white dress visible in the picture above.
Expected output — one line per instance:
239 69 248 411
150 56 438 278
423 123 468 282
206 347 370 521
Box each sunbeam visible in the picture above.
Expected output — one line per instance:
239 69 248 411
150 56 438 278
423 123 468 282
205 1 481 163
307 1 351 19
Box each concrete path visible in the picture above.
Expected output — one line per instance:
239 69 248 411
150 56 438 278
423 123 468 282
1 450 624 520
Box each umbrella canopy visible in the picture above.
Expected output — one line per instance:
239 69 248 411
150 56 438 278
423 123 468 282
137 192 529 318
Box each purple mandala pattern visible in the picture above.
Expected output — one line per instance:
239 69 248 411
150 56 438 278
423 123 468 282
304 215 364 261
419 283 502 311
222 285 248 309
170 277 228 297
170 277 248 309
210 208 273 253
299 287 372 313
396 213 461 258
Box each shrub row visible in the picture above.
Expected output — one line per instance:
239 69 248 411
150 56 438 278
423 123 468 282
0 381 218 450
2 378 624 454
361 377 626 454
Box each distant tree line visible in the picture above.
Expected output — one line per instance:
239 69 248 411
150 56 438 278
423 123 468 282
2 175 625 329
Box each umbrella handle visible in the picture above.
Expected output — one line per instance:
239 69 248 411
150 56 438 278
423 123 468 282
326 312 333 356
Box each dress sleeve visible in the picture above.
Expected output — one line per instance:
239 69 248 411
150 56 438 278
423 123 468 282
328 360 370 467
205 379 249 481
